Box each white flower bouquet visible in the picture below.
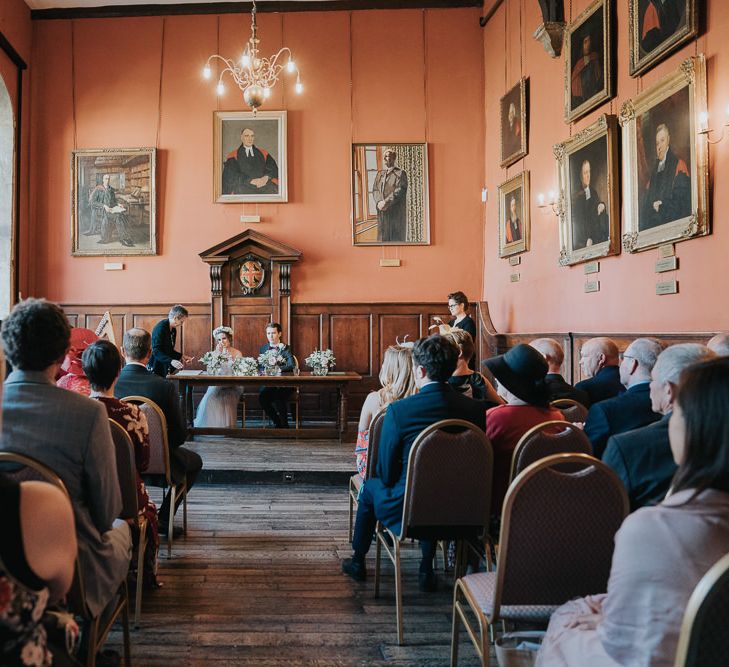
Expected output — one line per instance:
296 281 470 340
200 350 233 376
258 344 286 376
305 349 336 375
232 356 259 377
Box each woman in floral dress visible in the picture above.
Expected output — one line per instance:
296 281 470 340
81 340 161 589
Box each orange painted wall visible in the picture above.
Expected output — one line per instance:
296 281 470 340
28 8 484 305
483 0 729 333
0 0 32 299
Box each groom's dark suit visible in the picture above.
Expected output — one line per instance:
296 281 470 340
352 382 491 558
149 318 181 377
114 362 202 521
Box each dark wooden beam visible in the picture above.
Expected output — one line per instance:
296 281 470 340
479 0 502 27
32 0 481 21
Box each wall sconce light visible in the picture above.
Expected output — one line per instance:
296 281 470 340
698 107 729 145
537 190 561 217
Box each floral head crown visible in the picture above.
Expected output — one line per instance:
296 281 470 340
213 325 234 338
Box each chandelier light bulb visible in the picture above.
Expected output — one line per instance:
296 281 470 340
216 82 225 96
698 111 709 131
263 87 271 99
242 54 251 68
286 60 295 73
203 65 212 79
295 81 303 94
548 190 556 201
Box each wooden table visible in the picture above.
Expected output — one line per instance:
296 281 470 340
174 371 362 441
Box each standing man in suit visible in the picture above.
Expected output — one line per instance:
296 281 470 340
373 148 408 243
115 327 202 535
0 298 131 619
342 335 492 591
258 322 296 428
574 337 624 406
603 344 715 511
149 304 193 377
584 337 663 458
529 337 590 406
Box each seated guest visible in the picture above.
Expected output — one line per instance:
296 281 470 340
83 339 161 588
483 343 564 517
258 322 296 428
55 327 98 395
529 337 590 406
707 332 729 356
584 338 663 458
114 327 202 535
355 344 416 479
1 475 78 666
574 337 623 406
342 335 492 591
148 304 193 377
536 357 729 666
0 298 131 620
603 343 715 512
446 329 502 403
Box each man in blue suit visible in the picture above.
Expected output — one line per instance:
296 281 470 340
575 337 624 406
584 337 663 458
342 335 492 591
603 343 714 511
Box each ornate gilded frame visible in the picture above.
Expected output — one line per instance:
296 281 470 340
619 55 708 253
498 170 530 259
556 115 620 266
500 78 528 168
629 0 698 77
214 110 288 203
71 147 157 256
564 0 613 124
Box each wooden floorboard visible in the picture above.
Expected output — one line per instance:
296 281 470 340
107 481 490 666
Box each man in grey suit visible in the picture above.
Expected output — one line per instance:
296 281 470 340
0 298 131 618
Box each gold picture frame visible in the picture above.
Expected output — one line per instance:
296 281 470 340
71 147 157 256
619 55 708 253
500 78 528 168
498 171 530 258
214 110 288 203
564 0 613 124
556 115 620 266
629 0 698 77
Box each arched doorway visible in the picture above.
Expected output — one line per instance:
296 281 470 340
0 73 13 318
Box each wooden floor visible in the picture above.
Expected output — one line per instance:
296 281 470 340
106 484 491 665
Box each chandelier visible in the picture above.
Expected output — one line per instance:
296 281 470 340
202 0 303 114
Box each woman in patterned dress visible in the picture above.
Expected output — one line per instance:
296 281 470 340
81 340 161 589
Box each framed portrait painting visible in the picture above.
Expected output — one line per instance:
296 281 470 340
620 55 708 253
629 0 698 77
500 78 528 168
564 0 613 123
555 115 620 266
214 110 287 203
71 147 156 256
498 171 530 258
351 143 430 246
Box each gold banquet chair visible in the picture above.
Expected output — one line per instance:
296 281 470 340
109 419 148 627
549 398 589 424
451 454 628 667
674 552 729 667
348 407 387 542
374 419 494 645
121 395 187 558
0 451 132 667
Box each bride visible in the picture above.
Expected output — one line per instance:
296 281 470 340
194 326 243 428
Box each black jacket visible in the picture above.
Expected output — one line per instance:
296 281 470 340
148 318 181 378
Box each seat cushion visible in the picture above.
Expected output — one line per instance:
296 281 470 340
460 572 557 622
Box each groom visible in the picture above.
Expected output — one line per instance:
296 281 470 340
259 322 296 428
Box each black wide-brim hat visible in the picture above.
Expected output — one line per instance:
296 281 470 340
483 343 550 406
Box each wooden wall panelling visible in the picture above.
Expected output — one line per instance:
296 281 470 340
181 313 212 365
330 314 372 376
291 314 322 366
379 314 421 359
229 313 276 359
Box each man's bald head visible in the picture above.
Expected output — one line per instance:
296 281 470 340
708 333 729 357
579 337 620 379
529 338 564 373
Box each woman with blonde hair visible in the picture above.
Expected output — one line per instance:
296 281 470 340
355 345 416 478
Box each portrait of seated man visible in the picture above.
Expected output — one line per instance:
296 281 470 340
639 122 691 231
571 157 609 249
222 126 279 195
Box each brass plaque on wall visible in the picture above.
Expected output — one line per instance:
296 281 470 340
509 256 521 266
584 261 600 274
584 280 600 293
655 257 678 273
510 273 521 283
656 280 678 295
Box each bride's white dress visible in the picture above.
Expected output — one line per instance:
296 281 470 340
194 357 243 428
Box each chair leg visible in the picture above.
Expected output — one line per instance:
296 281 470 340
374 524 382 598
348 490 355 544
182 488 188 534
121 583 131 667
451 586 461 667
394 539 404 645
85 617 99 667
135 521 146 627
167 486 176 559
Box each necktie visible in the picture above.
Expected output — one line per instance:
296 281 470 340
246 148 253 158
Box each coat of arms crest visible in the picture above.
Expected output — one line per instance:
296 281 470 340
239 258 265 294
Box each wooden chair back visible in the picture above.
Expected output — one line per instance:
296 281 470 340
108 419 139 520
120 395 171 485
